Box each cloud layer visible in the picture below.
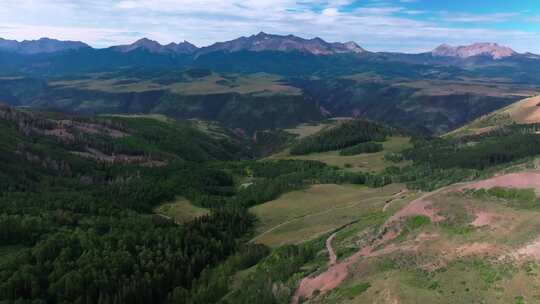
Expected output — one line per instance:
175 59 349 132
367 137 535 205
0 0 539 53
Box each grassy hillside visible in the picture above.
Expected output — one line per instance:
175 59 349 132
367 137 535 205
273 136 411 173
250 183 415 247
448 95 540 137
220 119 540 304
271 119 411 173
49 72 301 96
292 172 540 303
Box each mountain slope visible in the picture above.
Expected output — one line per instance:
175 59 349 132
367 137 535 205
0 103 244 163
0 104 261 303
447 95 540 137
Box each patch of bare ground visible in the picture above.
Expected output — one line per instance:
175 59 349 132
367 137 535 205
456 242 499 257
387 198 444 224
292 194 442 303
381 288 401 304
471 211 496 227
292 238 417 304
43 128 75 141
0 105 127 142
515 238 540 260
30 119 128 143
464 172 540 194
71 148 166 167
414 232 440 242
326 233 338 266
57 119 127 138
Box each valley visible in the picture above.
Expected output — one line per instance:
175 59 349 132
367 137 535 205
3 32 540 304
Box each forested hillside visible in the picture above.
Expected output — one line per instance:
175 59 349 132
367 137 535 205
290 119 390 155
0 105 394 303
0 105 255 303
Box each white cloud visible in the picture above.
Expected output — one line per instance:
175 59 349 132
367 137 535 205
438 12 519 23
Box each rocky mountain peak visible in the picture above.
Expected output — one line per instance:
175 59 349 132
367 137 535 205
432 42 516 59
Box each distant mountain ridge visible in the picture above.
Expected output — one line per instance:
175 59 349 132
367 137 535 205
0 34 528 61
1 33 539 79
112 38 198 54
0 37 90 54
432 42 517 60
107 33 366 56
197 32 366 56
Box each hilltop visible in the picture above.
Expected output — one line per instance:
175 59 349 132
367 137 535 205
447 95 540 137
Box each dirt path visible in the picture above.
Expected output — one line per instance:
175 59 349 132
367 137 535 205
326 233 338 266
464 172 540 194
382 189 408 212
291 185 457 304
291 198 436 303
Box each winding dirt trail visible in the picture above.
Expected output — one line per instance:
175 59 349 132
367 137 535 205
291 171 540 303
382 189 408 212
326 233 338 266
291 185 457 303
291 195 441 303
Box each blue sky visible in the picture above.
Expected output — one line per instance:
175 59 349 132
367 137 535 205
1 0 540 53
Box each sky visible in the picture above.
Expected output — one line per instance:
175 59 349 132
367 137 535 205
1 0 540 53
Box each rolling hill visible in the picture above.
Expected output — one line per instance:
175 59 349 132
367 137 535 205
447 95 540 137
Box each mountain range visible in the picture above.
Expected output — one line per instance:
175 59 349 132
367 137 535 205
0 32 525 59
0 37 90 54
2 32 538 79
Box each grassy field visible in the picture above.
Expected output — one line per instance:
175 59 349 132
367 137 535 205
283 118 351 139
271 136 411 173
50 73 301 96
154 197 209 224
250 183 416 247
168 73 301 96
